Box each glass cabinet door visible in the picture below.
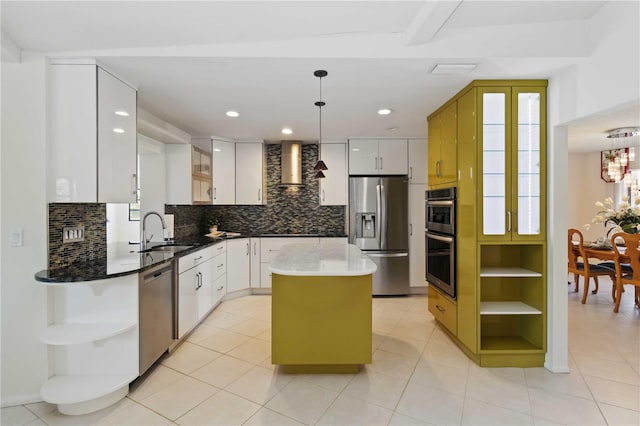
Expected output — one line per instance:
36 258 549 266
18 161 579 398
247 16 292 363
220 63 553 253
479 85 546 241
513 87 546 240
480 88 510 238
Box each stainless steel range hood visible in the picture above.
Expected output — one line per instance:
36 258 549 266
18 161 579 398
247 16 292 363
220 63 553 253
280 141 304 186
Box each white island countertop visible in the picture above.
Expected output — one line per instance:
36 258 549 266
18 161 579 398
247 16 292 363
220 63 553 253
270 243 377 276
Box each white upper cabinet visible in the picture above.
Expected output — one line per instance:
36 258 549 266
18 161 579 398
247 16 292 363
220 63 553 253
49 63 137 203
408 138 427 184
165 142 213 205
319 143 347 205
348 139 408 175
235 143 265 205
212 140 235 204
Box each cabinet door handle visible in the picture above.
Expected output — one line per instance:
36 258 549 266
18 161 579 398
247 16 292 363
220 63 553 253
436 160 441 177
410 224 413 236
246 242 250 255
253 242 257 255
322 189 325 202
507 211 512 232
213 187 217 200
435 304 445 313
409 166 413 180
131 174 137 195
379 156 383 170
194 273 199 290
258 188 261 201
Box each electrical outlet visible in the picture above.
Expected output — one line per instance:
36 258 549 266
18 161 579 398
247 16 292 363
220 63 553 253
10 230 23 247
63 226 85 243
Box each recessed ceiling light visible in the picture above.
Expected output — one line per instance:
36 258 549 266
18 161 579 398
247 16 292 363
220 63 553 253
226 110 239 118
114 110 129 117
387 126 399 131
378 108 393 115
113 128 125 134
281 128 293 135
430 64 478 75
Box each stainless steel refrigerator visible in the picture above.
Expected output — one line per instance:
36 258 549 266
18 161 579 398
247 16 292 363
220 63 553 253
349 176 409 295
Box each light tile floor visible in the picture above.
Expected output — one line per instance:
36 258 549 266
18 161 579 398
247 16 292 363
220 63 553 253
2 277 639 425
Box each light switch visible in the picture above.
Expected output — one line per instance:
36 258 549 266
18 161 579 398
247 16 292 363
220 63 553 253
10 230 23 247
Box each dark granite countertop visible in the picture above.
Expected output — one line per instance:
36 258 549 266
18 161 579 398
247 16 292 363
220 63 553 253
35 233 348 283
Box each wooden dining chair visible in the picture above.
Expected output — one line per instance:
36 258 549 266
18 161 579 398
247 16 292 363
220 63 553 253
568 228 616 304
610 232 640 312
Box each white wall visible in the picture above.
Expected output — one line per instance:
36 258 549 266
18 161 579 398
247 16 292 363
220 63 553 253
106 203 139 244
567 152 613 242
139 135 168 243
0 53 49 405
546 0 640 373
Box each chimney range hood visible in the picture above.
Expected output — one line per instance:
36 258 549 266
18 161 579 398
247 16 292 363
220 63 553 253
280 141 304 186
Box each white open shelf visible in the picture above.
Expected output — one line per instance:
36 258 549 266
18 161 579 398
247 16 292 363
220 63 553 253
40 373 137 405
480 267 542 277
40 322 136 345
480 301 542 315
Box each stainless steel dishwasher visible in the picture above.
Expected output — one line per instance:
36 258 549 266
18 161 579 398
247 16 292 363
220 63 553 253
139 262 174 376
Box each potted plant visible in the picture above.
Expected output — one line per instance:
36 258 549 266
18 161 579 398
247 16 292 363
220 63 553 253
207 215 220 233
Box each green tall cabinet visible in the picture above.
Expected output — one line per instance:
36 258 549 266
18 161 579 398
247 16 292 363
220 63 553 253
427 80 547 367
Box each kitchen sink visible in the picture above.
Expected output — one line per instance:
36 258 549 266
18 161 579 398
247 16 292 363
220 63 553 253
139 244 194 253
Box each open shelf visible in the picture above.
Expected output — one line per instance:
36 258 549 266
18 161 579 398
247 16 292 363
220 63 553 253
40 322 136 345
480 267 541 277
40 373 137 405
480 301 542 315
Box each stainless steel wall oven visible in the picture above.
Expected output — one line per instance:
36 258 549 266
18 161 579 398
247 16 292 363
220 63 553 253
425 187 456 299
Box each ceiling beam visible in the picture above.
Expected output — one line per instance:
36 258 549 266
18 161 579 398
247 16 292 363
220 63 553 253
404 0 462 46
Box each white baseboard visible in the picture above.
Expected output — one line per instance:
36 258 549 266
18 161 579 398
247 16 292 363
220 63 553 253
1 393 43 408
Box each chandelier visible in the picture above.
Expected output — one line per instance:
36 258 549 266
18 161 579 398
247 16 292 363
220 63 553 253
601 127 640 184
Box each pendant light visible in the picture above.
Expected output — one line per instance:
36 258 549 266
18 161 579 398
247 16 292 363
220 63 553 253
313 70 328 178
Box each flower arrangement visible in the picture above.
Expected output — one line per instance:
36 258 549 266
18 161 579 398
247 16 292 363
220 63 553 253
588 195 640 235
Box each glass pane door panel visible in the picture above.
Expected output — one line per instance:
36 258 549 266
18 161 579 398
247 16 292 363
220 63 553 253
483 174 505 197
518 151 540 174
484 93 506 124
483 198 506 235
518 125 540 150
483 93 506 236
518 197 540 235
484 151 506 174
518 93 540 124
517 174 541 197
484 125 506 151
517 93 541 236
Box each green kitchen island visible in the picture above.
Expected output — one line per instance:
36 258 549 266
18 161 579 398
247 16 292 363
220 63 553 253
270 243 377 373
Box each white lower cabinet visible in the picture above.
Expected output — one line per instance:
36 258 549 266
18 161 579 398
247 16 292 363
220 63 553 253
177 245 220 338
259 237 320 288
227 238 251 293
211 242 227 305
39 275 139 415
250 238 261 288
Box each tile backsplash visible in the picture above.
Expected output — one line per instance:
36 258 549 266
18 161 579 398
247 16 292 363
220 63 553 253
48 203 106 269
166 143 346 239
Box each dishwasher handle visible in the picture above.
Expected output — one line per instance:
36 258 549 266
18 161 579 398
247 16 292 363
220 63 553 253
142 264 173 283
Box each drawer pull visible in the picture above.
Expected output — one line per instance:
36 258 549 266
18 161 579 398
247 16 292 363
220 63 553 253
217 263 224 268
194 256 203 261
435 304 446 313
217 286 224 291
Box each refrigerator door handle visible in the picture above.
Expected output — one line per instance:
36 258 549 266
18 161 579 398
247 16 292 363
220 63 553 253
376 183 382 248
367 252 409 258
380 183 387 248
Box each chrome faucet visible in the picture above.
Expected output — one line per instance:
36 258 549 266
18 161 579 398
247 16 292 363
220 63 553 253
141 211 167 251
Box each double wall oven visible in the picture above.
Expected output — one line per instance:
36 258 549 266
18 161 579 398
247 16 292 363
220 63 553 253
425 187 456 299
